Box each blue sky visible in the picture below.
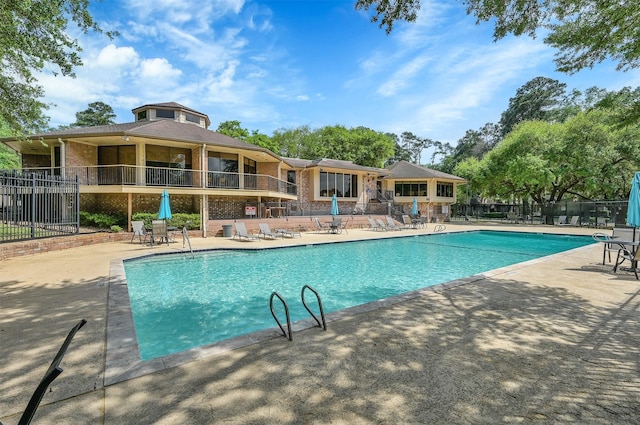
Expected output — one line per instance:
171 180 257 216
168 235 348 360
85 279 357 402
38 0 639 157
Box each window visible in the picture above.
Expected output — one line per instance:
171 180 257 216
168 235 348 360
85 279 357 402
319 171 358 198
394 181 427 197
99 146 136 165
146 145 191 169
137 110 147 121
156 109 175 119
185 113 200 124
287 170 296 194
436 181 454 198
208 152 238 173
243 157 256 174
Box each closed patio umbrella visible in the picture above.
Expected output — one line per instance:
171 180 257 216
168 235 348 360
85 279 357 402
626 172 640 241
411 197 419 216
158 190 172 220
331 194 339 216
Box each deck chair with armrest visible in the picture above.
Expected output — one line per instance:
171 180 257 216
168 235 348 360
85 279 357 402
594 227 637 264
376 218 390 230
402 215 414 229
233 222 259 241
613 245 640 280
368 217 385 231
130 220 148 244
314 217 331 233
258 223 279 240
340 217 350 234
151 220 169 246
385 216 403 230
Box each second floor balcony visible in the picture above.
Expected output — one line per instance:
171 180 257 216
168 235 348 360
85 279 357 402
23 165 297 196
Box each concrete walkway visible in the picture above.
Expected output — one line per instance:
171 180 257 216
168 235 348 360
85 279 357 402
1 223 638 424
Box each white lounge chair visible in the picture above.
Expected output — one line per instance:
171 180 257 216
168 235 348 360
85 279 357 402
368 217 385 231
385 216 403 230
233 222 259 241
258 223 279 240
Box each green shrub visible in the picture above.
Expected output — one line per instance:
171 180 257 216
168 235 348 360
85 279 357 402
110 225 123 232
131 212 200 230
80 211 127 229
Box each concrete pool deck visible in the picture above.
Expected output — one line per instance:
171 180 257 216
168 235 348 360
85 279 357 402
1 223 639 424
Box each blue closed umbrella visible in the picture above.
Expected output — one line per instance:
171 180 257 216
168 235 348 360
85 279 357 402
411 197 419 216
158 190 172 220
627 172 640 240
331 194 339 216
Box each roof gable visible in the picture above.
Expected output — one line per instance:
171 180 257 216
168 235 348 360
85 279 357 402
385 160 465 181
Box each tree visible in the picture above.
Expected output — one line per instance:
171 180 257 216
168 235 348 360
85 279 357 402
216 120 250 140
0 1 116 137
356 0 640 73
456 110 640 222
71 102 116 127
0 120 20 169
499 77 568 137
271 124 394 167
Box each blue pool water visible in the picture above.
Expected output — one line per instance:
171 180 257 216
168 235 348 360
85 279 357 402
124 231 593 360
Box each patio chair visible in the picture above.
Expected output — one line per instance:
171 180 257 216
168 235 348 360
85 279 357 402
385 216 403 230
556 215 568 225
258 223 279 240
130 220 148 244
613 245 639 280
340 217 350 234
151 220 169 246
314 217 331 233
233 222 259 241
401 215 414 229
593 227 636 264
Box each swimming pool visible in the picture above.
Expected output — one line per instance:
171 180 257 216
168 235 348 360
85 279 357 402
124 230 594 360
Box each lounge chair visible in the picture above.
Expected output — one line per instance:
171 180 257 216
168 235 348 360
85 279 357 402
274 227 301 238
376 218 390 230
151 220 169 246
233 222 259 241
368 217 385 231
558 215 580 226
613 245 639 280
130 220 148 244
385 216 403 230
556 215 568 225
258 223 279 240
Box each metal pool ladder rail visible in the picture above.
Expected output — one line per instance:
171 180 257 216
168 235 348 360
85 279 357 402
182 221 193 258
270 292 292 341
270 285 327 341
301 284 327 331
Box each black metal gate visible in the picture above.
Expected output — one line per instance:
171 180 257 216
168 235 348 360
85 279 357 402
1 171 80 242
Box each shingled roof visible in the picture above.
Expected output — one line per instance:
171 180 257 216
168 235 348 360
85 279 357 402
385 160 465 181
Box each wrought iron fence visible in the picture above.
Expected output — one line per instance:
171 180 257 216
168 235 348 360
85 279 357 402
1 171 80 242
452 200 630 226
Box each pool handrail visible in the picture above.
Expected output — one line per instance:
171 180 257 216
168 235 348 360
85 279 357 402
269 292 292 341
301 285 327 331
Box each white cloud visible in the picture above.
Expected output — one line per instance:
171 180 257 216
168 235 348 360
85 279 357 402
377 55 433 96
139 58 183 80
95 44 139 69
